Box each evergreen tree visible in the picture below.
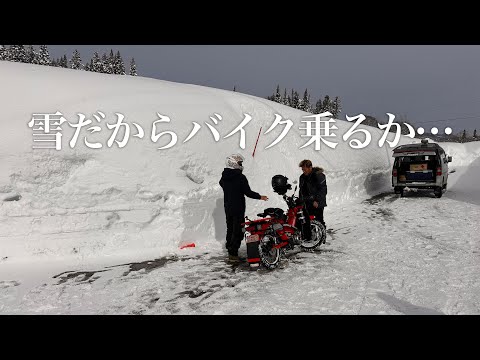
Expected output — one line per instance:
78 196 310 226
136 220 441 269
461 129 467 143
100 53 109 74
233 86 236 91
70 49 83 70
84 61 90 71
322 95 331 114
287 95 292 107
8 45 18 62
129 57 137 76
291 91 300 109
314 97 323 113
51 58 58 67
38 45 51 66
332 96 342 118
297 98 304 111
282 88 288 105
274 84 281 103
61 54 68 67
114 50 125 75
0 45 6 61
105 49 114 74
301 88 311 112
92 52 102 73
26 45 37 64
474 129 477 139
9 45 27 62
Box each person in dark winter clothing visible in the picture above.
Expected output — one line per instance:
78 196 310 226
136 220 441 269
298 159 327 240
219 154 268 262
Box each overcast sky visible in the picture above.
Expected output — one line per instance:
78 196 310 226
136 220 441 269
48 45 480 134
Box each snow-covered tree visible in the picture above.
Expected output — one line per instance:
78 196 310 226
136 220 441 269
297 98 304 111
69 49 83 70
274 85 281 103
104 49 114 74
461 129 467 143
101 53 108 73
331 96 341 118
314 97 321 113
129 57 137 76
0 45 6 61
114 50 125 75
91 52 102 73
24 45 32 63
84 61 90 71
300 88 311 112
291 91 299 109
474 129 477 139
9 45 27 62
38 45 51 65
322 95 331 113
282 88 288 106
60 54 68 68
27 45 40 65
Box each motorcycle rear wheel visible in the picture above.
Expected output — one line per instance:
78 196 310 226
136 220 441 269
300 220 325 250
258 234 281 269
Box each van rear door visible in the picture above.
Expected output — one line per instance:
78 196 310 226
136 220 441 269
393 151 437 183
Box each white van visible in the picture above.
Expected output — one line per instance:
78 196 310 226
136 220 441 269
392 139 452 198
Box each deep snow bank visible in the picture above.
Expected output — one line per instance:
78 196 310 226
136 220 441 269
2 61 472 262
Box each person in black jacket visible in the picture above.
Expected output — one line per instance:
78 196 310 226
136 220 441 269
219 154 268 262
298 159 327 240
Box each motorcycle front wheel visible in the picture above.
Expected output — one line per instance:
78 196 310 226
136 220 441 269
258 234 281 269
300 220 325 250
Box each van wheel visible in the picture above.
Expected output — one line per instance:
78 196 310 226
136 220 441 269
434 187 443 198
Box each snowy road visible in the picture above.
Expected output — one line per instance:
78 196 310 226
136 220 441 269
1 187 479 315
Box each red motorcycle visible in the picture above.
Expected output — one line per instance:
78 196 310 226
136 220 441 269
242 175 326 269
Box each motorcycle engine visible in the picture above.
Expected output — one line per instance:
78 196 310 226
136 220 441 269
292 232 302 245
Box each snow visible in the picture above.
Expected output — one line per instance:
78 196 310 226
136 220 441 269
1 61 480 314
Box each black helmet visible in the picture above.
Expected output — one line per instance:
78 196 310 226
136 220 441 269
272 175 291 195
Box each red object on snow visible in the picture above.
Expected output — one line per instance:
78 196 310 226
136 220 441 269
252 127 262 158
180 243 196 249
